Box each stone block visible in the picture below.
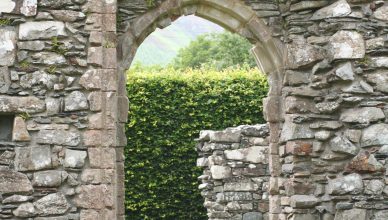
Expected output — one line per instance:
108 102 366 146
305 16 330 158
19 21 67 40
329 31 365 60
0 27 17 66
0 168 33 194
0 95 46 113
15 146 52 171
64 91 89 112
216 192 252 202
209 129 241 143
285 141 312 156
210 165 232 179
33 170 66 187
34 193 70 215
37 130 80 146
12 116 30 142
311 0 351 20
290 195 318 208
327 173 363 195
64 149 87 168
88 148 115 169
330 136 358 155
0 66 11 93
334 208 367 220
13 202 35 217
73 185 113 209
340 107 385 125
224 146 268 163
81 169 114 184
361 124 388 147
243 212 263 220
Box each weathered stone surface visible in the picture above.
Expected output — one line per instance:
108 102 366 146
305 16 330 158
0 0 16 15
49 10 86 22
34 193 70 215
209 129 241 143
31 52 66 65
88 148 115 169
80 209 114 220
365 179 384 195
316 101 340 113
224 146 267 163
285 96 318 114
19 21 67 40
20 70 57 89
311 0 351 20
12 116 30 142
346 151 384 173
243 212 263 220
373 210 388 220
361 124 388 147
20 0 38 16
216 192 252 202
280 116 315 142
0 96 45 113
17 41 45 51
3 195 33 204
0 66 10 93
210 165 232 179
39 0 72 8
340 107 385 125
334 208 367 220
374 5 388 21
64 149 87 168
287 36 324 69
79 69 117 91
371 57 388 68
330 136 359 155
290 195 318 208
13 202 35 217
64 91 89 111
310 121 343 130
73 185 112 209
366 71 388 93
81 169 114 184
328 173 363 195
286 141 312 156
37 130 80 146
15 146 52 171
224 182 256 192
0 27 17 66
335 62 354 81
0 168 33 194
33 171 66 187
329 31 365 60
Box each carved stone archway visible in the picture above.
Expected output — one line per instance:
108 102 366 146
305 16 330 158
116 1 285 218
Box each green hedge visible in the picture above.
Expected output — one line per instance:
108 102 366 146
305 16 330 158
125 66 268 220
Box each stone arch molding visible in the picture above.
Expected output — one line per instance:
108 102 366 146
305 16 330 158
117 0 285 78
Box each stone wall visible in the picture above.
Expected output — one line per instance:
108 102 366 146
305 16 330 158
0 0 119 219
196 124 270 220
0 0 387 219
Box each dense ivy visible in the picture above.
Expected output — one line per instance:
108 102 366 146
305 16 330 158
125 66 268 220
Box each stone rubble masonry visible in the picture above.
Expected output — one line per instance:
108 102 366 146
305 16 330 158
197 124 270 219
0 0 387 219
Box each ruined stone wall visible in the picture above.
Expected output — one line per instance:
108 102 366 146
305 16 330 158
0 0 388 219
196 124 270 220
0 0 119 219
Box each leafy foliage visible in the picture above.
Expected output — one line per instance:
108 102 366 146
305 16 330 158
172 32 256 70
125 66 268 219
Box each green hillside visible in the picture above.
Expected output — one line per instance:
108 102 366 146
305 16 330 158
132 15 223 66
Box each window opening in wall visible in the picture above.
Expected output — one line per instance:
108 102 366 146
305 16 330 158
0 115 14 142
125 15 269 220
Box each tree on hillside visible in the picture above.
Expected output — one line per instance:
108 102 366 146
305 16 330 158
172 32 256 70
